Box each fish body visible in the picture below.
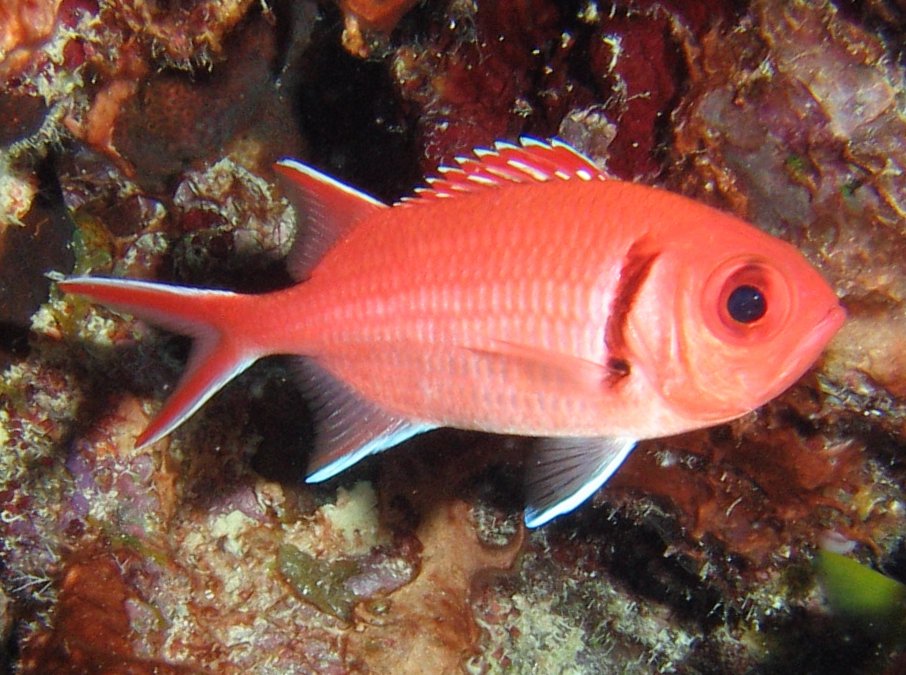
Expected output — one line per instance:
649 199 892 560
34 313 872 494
59 139 845 526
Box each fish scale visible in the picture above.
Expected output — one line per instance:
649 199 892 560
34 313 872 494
222 184 615 439
58 138 844 527
299 185 614 339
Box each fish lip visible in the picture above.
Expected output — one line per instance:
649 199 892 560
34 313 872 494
817 302 847 342
781 301 846 379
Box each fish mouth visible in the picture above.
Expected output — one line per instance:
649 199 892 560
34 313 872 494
781 302 846 380
813 302 847 346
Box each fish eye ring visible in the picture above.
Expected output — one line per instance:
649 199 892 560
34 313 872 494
702 257 792 344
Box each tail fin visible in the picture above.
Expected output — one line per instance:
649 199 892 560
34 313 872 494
58 277 260 448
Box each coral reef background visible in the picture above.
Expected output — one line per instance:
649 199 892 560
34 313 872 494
1 0 904 672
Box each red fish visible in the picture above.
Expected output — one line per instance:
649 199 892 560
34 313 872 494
59 139 845 527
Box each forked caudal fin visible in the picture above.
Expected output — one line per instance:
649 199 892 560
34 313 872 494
57 277 260 448
59 160 390 450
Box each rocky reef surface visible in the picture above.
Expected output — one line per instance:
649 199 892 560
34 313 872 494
1 0 904 672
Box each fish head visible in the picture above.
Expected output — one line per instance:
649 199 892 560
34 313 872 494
626 215 845 427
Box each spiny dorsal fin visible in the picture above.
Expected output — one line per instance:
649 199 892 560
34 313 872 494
275 159 387 281
401 137 613 205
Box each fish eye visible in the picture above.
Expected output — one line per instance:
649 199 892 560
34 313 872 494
726 285 766 323
703 258 792 344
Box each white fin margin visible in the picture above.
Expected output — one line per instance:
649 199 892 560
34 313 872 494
399 137 612 205
275 159 387 281
524 436 637 528
295 358 436 482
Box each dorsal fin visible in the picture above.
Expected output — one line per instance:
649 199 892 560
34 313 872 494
401 137 614 205
275 159 387 281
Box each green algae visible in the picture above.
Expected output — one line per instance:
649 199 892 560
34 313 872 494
70 213 115 276
816 550 906 625
276 544 360 621
817 550 906 650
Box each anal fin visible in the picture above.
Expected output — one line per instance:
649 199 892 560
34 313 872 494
296 359 435 482
524 436 637 528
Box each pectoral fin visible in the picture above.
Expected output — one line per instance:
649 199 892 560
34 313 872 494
464 340 620 393
524 436 637 528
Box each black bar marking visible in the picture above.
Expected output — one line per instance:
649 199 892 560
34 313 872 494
603 239 659 385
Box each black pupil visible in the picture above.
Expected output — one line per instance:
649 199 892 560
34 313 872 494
727 285 767 323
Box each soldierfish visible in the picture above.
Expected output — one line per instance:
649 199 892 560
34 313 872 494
59 139 845 527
